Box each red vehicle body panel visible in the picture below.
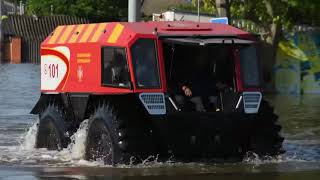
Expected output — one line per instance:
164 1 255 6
40 21 259 94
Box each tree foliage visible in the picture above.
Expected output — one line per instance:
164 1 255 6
26 0 128 22
230 0 319 31
175 0 216 15
175 0 319 44
174 0 319 85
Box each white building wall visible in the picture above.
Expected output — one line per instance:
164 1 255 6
153 11 213 22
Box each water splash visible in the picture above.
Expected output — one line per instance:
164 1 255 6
242 141 320 166
20 118 39 151
243 152 284 165
13 117 320 167
67 119 89 160
55 119 98 165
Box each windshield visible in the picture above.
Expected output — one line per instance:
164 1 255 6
131 39 161 88
239 45 261 87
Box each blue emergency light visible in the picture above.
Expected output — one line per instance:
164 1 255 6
210 17 229 25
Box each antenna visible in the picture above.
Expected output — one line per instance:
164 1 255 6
128 0 141 22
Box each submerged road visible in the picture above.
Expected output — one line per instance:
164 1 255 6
0 64 320 179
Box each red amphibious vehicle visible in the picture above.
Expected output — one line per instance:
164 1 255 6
31 21 284 165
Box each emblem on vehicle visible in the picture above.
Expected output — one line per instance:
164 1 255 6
77 66 83 82
40 46 70 91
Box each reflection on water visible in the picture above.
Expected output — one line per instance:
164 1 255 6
269 95 320 138
266 94 320 162
0 64 320 179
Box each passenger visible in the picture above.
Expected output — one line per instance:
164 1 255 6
111 51 129 86
175 53 224 112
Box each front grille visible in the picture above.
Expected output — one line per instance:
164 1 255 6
243 92 262 114
139 93 166 115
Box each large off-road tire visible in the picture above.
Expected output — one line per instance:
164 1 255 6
249 100 285 156
36 104 68 150
85 103 154 165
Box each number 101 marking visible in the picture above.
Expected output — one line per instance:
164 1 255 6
44 64 59 78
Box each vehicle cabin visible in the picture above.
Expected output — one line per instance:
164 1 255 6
40 21 261 114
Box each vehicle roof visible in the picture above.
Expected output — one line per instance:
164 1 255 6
42 21 253 46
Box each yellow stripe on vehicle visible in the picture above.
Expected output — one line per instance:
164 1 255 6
77 53 91 58
48 26 64 44
89 23 108 42
68 24 86 43
107 23 124 43
77 58 91 63
57 25 75 44
79 24 96 43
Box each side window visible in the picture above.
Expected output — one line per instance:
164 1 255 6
131 39 160 88
102 47 130 87
239 45 261 87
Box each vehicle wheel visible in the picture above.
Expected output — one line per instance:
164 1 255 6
249 100 285 156
85 103 154 165
36 104 68 150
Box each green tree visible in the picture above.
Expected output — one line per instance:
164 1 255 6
175 0 319 48
26 0 128 22
175 0 319 84
69 0 127 22
175 0 216 15
229 0 319 83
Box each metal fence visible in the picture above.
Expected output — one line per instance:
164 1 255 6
2 15 89 63
21 41 41 63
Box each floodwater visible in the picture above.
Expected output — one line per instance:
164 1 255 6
0 64 320 179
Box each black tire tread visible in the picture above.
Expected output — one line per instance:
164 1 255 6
85 103 154 165
250 100 285 156
36 104 68 150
